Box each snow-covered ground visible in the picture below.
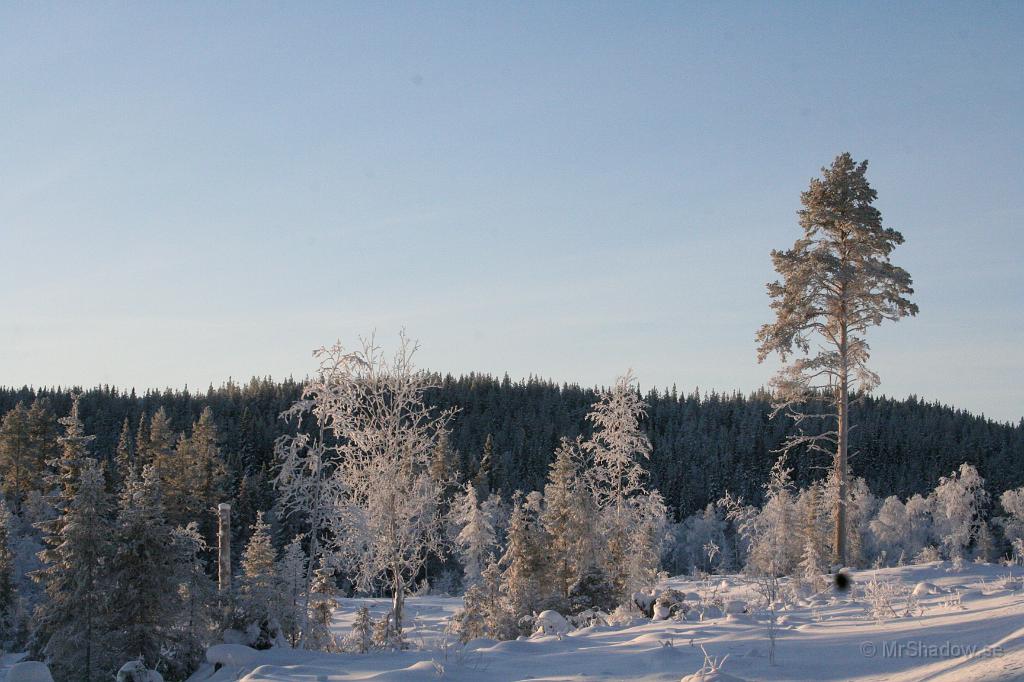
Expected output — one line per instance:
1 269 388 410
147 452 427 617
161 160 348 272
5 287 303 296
7 562 1022 682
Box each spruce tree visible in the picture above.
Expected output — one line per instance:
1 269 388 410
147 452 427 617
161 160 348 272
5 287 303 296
145 407 176 483
26 399 60 498
168 407 227 537
473 434 494 498
797 483 827 588
757 153 918 566
189 407 228 517
169 522 216 678
0 499 16 650
452 482 497 588
134 412 150 469
277 534 308 645
32 460 115 682
239 511 282 646
346 605 372 653
309 557 339 652
429 430 457 489
499 492 550 623
48 395 96 500
0 404 35 508
107 465 180 670
540 437 595 603
113 417 135 489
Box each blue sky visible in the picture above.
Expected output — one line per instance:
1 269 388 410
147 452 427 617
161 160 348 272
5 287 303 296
1 2 1021 423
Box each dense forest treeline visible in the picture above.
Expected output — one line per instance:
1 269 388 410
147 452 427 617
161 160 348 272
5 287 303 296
2 374 1021 522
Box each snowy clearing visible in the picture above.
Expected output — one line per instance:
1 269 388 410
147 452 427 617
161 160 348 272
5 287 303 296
174 562 1024 682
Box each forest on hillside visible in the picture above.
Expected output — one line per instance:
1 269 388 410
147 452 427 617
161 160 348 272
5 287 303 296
2 375 1020 532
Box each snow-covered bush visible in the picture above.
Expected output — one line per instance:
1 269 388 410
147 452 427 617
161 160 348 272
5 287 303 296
673 504 730 576
568 609 608 628
869 494 932 564
449 560 517 642
567 561 618 615
533 610 571 637
862 576 917 621
681 644 741 682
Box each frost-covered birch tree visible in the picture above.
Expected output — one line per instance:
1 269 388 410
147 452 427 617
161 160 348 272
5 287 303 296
756 152 918 566
301 334 454 636
931 463 988 560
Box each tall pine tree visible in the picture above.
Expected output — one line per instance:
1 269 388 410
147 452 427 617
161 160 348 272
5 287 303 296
757 153 918 566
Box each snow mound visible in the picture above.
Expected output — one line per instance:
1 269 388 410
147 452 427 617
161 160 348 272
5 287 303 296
116 660 163 682
693 604 724 620
724 600 747 614
207 644 261 667
533 610 571 637
6 662 54 682
633 591 657 616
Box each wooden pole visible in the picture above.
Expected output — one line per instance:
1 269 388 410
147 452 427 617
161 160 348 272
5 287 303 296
218 502 231 594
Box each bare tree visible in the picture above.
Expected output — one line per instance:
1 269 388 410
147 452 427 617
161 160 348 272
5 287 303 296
757 153 917 566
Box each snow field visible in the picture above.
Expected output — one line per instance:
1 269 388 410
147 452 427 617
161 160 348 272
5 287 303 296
180 561 1024 682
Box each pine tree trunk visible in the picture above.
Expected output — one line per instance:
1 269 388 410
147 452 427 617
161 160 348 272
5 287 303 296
835 329 849 568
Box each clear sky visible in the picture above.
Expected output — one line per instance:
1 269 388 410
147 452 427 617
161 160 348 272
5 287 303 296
1 2 1021 423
